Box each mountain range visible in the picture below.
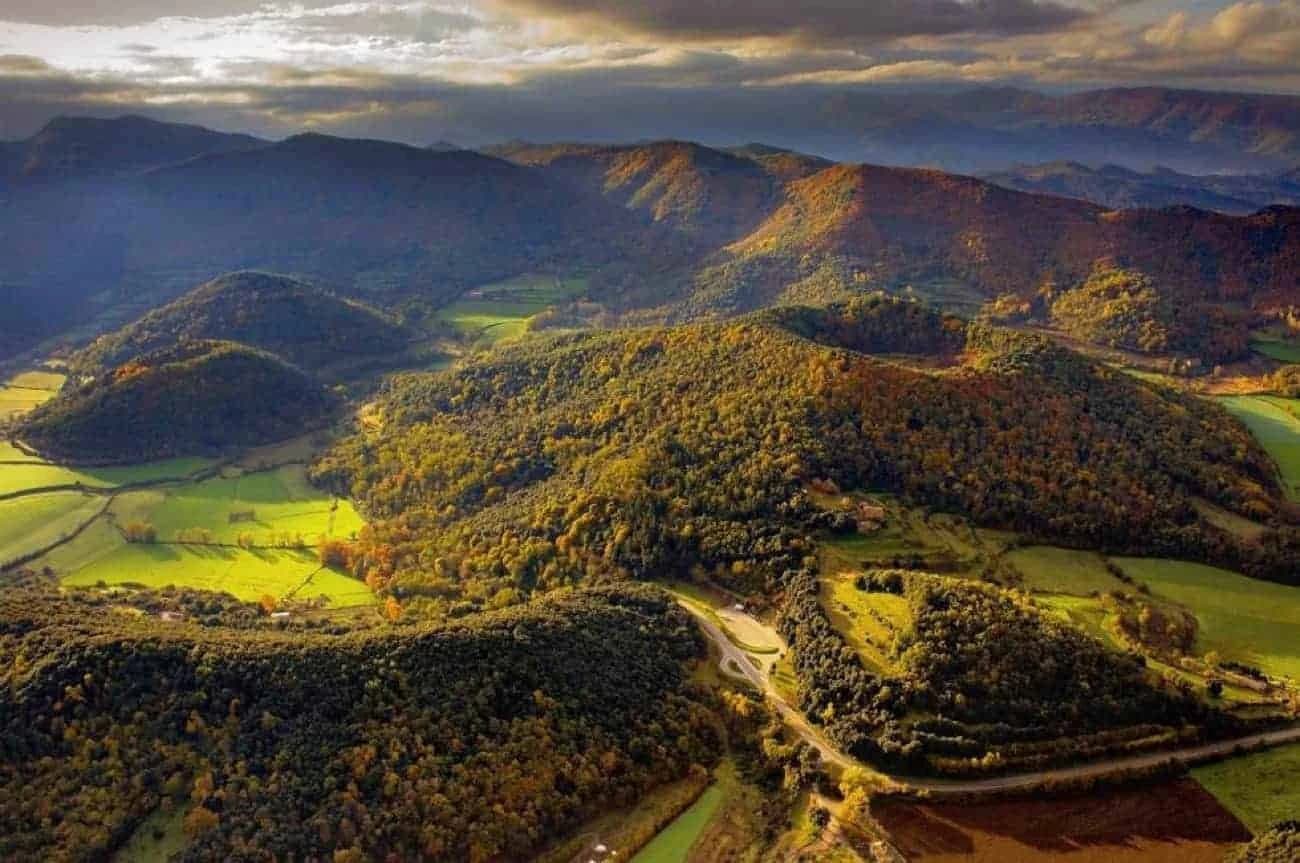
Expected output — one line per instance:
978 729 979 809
1 108 1298 365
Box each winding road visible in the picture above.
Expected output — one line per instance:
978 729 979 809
680 602 1300 797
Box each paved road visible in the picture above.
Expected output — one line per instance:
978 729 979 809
681 601 1300 797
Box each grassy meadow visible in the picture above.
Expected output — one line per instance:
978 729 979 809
1113 557 1300 681
1006 545 1123 595
437 273 587 347
1192 743 1300 834
1218 395 1300 500
820 571 910 674
1250 332 1300 364
0 369 64 421
0 491 104 565
0 456 214 496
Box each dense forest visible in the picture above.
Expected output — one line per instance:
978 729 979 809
313 295 1299 620
778 568 1248 775
73 271 413 376
19 340 336 462
0 583 716 862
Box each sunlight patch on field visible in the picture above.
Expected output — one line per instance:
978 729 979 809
0 492 104 565
437 274 587 347
0 369 65 421
820 572 910 675
1007 546 1123 596
631 785 725 863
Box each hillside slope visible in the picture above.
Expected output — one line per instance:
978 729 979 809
0 584 712 862
73 271 411 374
314 296 1299 617
19 340 336 462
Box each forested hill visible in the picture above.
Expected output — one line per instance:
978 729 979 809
313 296 1299 619
72 271 412 374
19 340 336 463
0 584 715 862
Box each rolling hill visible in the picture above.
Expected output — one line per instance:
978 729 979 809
314 296 1299 614
0 584 712 862
72 271 412 375
18 340 337 462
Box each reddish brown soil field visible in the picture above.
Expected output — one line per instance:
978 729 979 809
873 778 1250 862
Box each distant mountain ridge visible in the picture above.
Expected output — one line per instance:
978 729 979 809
983 162 1300 214
0 115 262 183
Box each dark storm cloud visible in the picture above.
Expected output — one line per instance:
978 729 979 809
492 0 1093 40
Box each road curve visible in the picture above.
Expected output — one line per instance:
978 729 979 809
680 601 1300 797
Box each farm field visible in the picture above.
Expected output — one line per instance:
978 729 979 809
0 455 213 496
1113 557 1300 682
1192 743 1300 834
872 778 1250 862
0 491 104 565
140 464 364 544
631 785 725 863
0 369 64 421
1007 546 1122 595
436 274 586 347
1218 395 1300 500
61 543 373 605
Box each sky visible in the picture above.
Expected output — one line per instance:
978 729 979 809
0 0 1298 143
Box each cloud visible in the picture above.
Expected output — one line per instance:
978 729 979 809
489 0 1095 41
0 0 347 27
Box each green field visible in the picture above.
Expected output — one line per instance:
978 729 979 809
1007 545 1123 595
0 369 64 421
1193 743 1300 833
631 785 724 863
437 274 587 346
62 543 373 605
0 491 104 564
0 456 214 496
1219 395 1300 500
139 464 364 544
1251 333 1300 363
1113 557 1300 681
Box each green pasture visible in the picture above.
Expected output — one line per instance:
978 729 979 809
1219 395 1300 500
0 456 213 496
631 784 724 863
0 369 64 421
62 543 373 605
1113 557 1300 682
437 274 587 346
140 464 363 544
0 492 103 564
1193 743 1300 834
1007 545 1123 595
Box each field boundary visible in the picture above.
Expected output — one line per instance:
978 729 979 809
0 496 114 572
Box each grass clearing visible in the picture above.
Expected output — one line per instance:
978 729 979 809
437 273 587 347
1113 557 1300 681
0 492 104 564
1192 743 1300 834
1006 546 1122 595
1218 395 1300 500
631 784 725 863
1250 332 1300 364
820 572 910 674
113 806 188 863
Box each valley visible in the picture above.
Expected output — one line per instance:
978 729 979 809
2 105 1300 863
